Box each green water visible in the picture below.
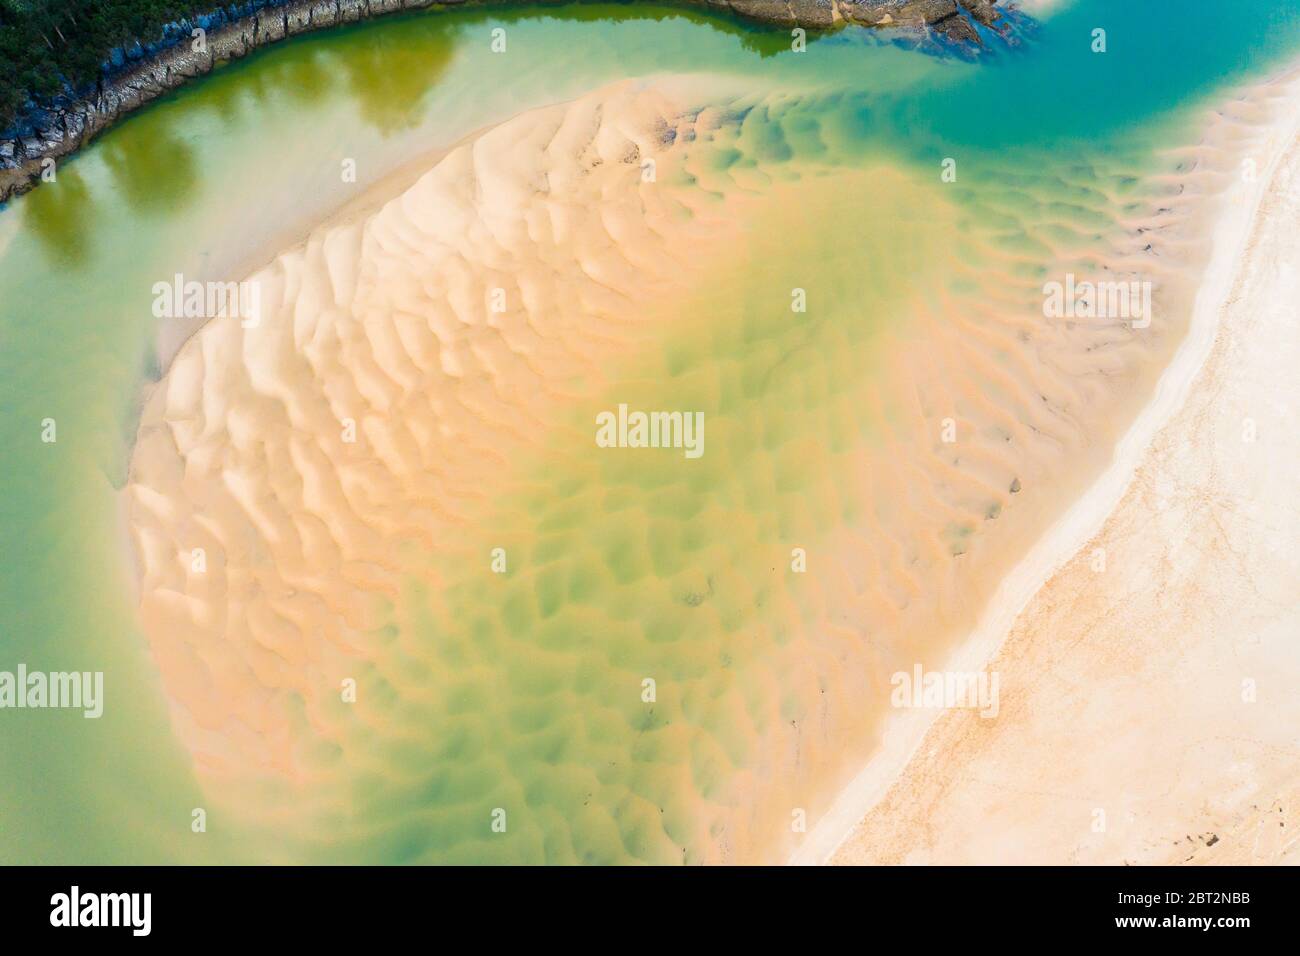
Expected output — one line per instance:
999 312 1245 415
1 1 1297 864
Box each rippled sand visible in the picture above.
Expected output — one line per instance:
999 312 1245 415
827 70 1300 866
127 73 1210 863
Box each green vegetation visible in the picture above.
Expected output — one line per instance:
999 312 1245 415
0 0 215 132
0 1 801 140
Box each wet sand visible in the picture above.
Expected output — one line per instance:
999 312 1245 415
124 70 1239 862
821 68 1300 866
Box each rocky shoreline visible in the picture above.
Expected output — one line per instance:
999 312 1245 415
0 0 1010 205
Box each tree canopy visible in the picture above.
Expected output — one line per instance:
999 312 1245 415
1 0 217 132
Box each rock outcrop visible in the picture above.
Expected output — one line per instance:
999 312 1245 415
0 0 1013 204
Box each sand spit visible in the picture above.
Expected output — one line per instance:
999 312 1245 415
129 76 861 859
130 88 737 640
819 69 1300 865
127 70 1216 861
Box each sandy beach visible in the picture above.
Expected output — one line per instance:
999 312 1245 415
118 43 1298 858
809 68 1300 865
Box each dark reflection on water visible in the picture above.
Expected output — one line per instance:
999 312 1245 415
11 3 809 268
487 1 799 56
21 163 98 267
201 42 336 124
12 0 1299 270
100 115 200 216
334 17 456 134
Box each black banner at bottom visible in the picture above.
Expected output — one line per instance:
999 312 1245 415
0 866 1286 942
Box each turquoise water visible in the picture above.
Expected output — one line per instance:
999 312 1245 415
0 0 1297 864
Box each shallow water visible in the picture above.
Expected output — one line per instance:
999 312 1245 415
1 1 1298 864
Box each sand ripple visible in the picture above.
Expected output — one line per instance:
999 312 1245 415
127 76 1213 862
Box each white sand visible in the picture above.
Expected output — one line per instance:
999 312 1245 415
802 70 1300 865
